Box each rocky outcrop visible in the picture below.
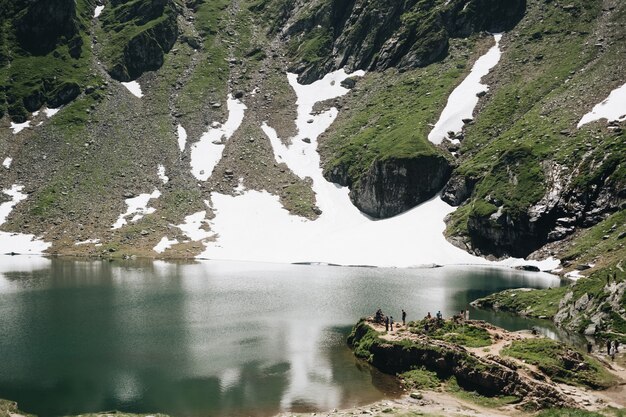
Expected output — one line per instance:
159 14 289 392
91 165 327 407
279 0 526 83
14 0 84 57
348 320 574 410
442 173 478 206
346 156 452 218
102 0 179 81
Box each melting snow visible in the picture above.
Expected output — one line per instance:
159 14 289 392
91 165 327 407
190 95 246 181
175 210 213 242
112 190 161 229
75 239 100 246
121 81 143 98
577 82 626 128
565 270 584 281
199 68 558 270
428 34 503 144
157 164 169 184
153 237 178 253
177 124 187 152
10 121 30 134
2 158 11 169
0 185 51 254
94 5 105 17
44 107 61 117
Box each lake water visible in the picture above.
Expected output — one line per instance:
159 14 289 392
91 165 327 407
0 257 569 417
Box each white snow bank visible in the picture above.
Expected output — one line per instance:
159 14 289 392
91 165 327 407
94 5 104 18
177 124 187 152
112 189 161 229
428 34 503 144
190 95 246 181
157 164 169 184
577 82 626 128
175 210 213 242
200 68 558 271
75 239 100 246
10 121 30 134
565 270 585 281
121 81 143 98
2 158 12 169
153 237 178 253
0 185 51 254
44 107 61 118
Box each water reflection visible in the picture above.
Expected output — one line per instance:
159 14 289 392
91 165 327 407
0 257 568 417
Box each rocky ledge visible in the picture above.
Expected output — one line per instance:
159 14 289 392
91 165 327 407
348 317 622 411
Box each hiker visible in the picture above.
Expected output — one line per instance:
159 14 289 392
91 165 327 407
385 316 389 332
390 316 394 331
607 340 612 355
375 308 384 323
436 310 442 321
426 312 432 320
459 310 465 321
402 309 406 325
616 340 620 353
610 341 616 361
587 342 593 354
465 309 470 320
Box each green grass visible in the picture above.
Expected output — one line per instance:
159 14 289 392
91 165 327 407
502 338 617 389
535 409 610 417
562 210 626 266
400 368 440 390
409 319 492 348
446 376 519 408
472 287 568 319
320 38 476 186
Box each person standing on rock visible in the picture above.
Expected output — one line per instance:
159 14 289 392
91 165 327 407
610 341 616 361
402 309 406 325
607 340 612 355
465 308 470 321
385 316 389 332
390 316 394 332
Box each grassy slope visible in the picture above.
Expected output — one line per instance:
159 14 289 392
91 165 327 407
447 0 626 233
319 37 482 185
0 0 96 121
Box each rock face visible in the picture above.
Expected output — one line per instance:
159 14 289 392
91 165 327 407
102 0 179 81
280 0 526 83
348 320 574 410
14 0 83 57
348 156 452 218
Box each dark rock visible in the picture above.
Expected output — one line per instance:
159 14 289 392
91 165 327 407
514 265 541 272
349 155 453 219
47 82 81 108
233 90 244 99
442 174 478 206
302 138 311 143
340 77 357 89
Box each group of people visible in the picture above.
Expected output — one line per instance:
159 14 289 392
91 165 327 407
374 308 408 332
607 339 621 361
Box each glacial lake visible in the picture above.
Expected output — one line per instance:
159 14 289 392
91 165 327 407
0 257 575 417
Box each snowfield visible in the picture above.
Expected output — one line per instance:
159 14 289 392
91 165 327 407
197 65 559 271
121 81 143 98
0 185 51 254
578 82 626 127
428 34 503 144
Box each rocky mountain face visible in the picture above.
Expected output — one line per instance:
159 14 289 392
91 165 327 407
0 0 624 272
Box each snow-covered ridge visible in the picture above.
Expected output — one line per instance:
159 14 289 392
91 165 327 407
428 34 503 144
577 82 626 128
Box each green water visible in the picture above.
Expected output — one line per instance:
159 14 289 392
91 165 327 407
0 257 569 417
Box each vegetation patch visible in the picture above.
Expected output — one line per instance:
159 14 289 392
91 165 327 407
502 338 616 389
409 319 492 348
472 287 567 319
400 368 440 390
445 376 519 408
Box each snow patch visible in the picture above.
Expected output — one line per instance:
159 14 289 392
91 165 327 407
577 82 626 128
121 81 143 98
200 68 558 270
44 107 61 118
0 185 51 254
190 95 246 181
157 164 169 184
94 5 105 17
10 121 30 134
75 239 100 246
175 210 213 242
112 190 161 229
177 124 187 152
428 34 503 144
153 237 178 253
2 158 12 169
